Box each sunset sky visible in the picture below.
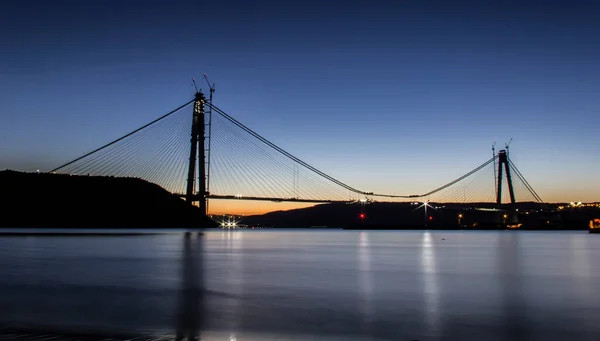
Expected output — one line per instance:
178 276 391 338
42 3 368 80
1 0 599 215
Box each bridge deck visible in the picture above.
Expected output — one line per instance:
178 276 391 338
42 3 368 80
178 194 353 204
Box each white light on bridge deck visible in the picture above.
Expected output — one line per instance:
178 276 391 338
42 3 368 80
235 194 243 198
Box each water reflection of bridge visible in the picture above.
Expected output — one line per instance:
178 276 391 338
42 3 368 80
175 232 203 340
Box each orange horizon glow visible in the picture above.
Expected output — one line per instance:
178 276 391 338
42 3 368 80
208 200 316 216
207 195 600 216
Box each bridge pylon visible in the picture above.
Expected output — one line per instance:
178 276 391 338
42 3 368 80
496 149 516 205
186 91 208 214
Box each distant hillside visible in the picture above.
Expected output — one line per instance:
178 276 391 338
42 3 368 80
0 170 218 228
242 201 591 230
241 202 496 228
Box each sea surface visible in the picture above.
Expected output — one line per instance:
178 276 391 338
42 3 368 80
0 229 599 341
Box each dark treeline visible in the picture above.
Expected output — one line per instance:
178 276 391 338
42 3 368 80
0 171 217 228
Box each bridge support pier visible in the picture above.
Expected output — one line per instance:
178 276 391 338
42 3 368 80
186 91 208 215
496 150 516 205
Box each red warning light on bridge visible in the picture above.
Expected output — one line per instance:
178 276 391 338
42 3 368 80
359 213 366 219
429 216 433 220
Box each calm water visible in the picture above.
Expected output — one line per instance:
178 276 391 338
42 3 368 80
0 229 599 340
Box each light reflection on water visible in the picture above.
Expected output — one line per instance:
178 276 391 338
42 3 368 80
222 230 244 334
0 230 599 340
421 231 440 338
357 231 373 325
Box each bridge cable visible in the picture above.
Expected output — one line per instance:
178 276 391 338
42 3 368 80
213 126 298 198
210 102 504 200
511 161 543 202
435 163 495 203
147 118 187 188
212 131 268 197
208 103 373 196
370 155 497 199
213 114 348 200
418 156 497 198
74 121 158 176
49 100 194 173
213 122 294 197
508 160 543 202
508 161 542 203
217 132 279 198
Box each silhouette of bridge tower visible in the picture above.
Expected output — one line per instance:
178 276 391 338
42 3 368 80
493 147 542 205
495 149 515 204
186 91 208 213
48 88 544 212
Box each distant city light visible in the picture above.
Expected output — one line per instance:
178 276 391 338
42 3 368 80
218 214 241 228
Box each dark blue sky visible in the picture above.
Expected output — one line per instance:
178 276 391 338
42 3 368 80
1 0 599 203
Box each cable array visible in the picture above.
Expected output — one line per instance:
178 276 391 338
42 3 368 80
207 102 544 204
48 96 543 205
50 101 194 194
508 160 543 203
420 159 499 203
209 109 361 202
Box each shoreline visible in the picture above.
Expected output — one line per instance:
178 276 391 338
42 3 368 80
0 228 206 236
0 227 593 236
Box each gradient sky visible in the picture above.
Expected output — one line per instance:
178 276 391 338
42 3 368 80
1 0 599 214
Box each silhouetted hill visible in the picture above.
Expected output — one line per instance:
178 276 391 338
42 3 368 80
243 201 593 230
0 170 218 228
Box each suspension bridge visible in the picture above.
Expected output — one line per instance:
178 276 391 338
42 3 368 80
48 88 543 215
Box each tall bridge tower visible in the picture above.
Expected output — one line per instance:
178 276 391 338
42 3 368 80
185 91 208 214
496 149 516 205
